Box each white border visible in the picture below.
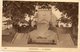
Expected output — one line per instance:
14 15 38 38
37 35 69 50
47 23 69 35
0 0 80 52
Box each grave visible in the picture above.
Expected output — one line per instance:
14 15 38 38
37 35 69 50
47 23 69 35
28 8 58 44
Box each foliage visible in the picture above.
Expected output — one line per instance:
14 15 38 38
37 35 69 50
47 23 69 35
3 1 36 25
59 16 71 23
52 2 78 26
3 1 78 27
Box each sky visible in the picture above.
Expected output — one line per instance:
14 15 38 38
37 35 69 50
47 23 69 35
52 6 62 19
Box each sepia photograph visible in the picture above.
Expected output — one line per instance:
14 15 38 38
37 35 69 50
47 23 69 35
2 1 78 48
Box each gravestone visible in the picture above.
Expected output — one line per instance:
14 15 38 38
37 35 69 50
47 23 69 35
28 9 58 44
37 9 57 27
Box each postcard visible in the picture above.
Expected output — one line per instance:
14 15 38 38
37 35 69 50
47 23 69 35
0 0 80 52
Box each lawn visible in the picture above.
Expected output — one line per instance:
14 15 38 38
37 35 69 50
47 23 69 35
2 28 16 43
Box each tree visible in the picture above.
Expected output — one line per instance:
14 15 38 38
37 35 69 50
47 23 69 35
3 1 36 29
3 1 78 37
52 2 78 25
52 2 78 45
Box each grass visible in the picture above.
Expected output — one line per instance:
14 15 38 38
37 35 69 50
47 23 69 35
2 28 16 43
62 27 78 46
50 26 78 46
